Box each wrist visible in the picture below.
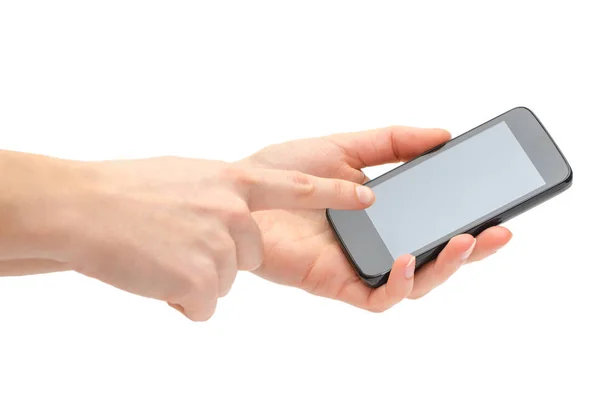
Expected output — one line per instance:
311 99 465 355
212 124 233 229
0 150 93 263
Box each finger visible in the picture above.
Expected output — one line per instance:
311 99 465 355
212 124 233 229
243 168 375 211
224 203 264 271
214 236 238 297
327 126 451 168
170 268 219 322
361 171 370 184
168 298 217 322
172 293 218 322
217 265 237 297
466 226 512 263
409 234 476 299
363 254 415 312
218 267 237 297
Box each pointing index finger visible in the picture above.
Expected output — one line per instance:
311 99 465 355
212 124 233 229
240 168 376 211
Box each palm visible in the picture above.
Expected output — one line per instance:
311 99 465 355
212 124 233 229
246 127 512 310
256 207 355 284
249 136 395 309
253 194 361 302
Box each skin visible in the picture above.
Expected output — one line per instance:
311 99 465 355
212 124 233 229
0 126 511 320
242 126 512 311
0 152 374 320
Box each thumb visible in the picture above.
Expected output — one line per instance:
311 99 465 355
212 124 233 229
327 126 451 168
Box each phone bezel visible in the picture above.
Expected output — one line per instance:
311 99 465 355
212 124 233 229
326 107 572 286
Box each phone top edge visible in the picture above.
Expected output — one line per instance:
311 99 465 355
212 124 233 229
362 107 527 188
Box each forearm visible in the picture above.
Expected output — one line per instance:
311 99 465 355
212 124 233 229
0 258 68 277
0 150 85 265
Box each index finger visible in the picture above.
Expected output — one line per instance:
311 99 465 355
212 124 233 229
241 168 376 211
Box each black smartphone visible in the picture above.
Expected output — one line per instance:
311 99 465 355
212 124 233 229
326 107 573 288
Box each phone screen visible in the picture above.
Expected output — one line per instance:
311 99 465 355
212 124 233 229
364 121 545 258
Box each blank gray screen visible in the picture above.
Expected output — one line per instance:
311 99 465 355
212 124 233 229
365 121 545 259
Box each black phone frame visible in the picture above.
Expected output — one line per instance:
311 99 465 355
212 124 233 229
326 107 573 288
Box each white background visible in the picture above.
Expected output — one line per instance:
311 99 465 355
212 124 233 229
1 1 598 396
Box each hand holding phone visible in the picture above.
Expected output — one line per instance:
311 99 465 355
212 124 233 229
247 124 511 312
327 107 573 287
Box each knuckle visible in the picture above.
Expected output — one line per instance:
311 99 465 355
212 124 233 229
220 165 256 188
332 179 346 198
290 171 316 197
185 260 219 292
166 260 220 321
222 199 250 224
173 277 202 304
212 236 236 260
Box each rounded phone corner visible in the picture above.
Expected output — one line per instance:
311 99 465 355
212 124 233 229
345 252 390 284
360 271 390 289
561 163 573 186
325 207 339 227
553 155 573 190
561 167 573 188
510 105 536 118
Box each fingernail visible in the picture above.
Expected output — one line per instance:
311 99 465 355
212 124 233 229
404 256 416 279
460 240 477 262
356 185 375 205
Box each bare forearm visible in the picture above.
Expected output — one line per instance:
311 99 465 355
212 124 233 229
0 150 86 269
0 258 68 276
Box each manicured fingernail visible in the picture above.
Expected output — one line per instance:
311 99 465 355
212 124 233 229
356 185 375 205
460 240 477 262
405 257 416 279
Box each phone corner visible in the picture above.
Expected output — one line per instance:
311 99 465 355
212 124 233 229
325 207 336 225
555 151 574 190
361 272 389 289
509 105 537 118
561 162 574 188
